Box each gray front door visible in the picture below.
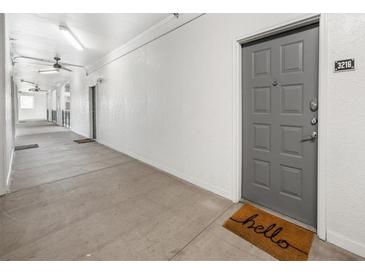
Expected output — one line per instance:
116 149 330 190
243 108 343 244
242 24 319 227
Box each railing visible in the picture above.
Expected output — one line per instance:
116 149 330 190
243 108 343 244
52 110 57 123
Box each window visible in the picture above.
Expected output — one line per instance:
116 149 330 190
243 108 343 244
20 96 34 109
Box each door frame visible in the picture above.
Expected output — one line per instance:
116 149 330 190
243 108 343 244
89 85 98 140
232 14 328 240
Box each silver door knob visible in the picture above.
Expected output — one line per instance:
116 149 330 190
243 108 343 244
301 131 317 142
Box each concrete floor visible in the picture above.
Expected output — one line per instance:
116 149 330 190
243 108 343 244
0 122 362 260
16 120 69 137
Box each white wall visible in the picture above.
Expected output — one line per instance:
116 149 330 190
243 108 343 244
0 13 6 195
0 13 14 195
70 68 89 136
72 13 308 198
325 13 365 257
51 89 56 110
70 13 365 257
18 93 47 121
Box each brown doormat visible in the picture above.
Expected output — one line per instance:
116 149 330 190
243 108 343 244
15 144 39 151
223 203 314 261
73 138 95 144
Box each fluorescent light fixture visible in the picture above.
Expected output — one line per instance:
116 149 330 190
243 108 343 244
38 68 60 74
59 25 84 51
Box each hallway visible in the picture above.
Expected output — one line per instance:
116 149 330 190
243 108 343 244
16 120 69 137
0 121 361 260
1 11 365 266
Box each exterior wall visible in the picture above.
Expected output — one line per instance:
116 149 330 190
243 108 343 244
51 89 56 110
73 13 308 198
0 13 14 195
70 68 89 137
325 13 365 257
68 13 365 257
0 13 6 195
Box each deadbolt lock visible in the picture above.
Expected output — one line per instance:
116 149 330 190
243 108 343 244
310 99 318 111
311 117 318 125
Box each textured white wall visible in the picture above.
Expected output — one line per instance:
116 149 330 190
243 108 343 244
82 13 308 199
70 68 89 137
18 94 47 121
0 13 14 194
70 13 365 257
325 14 365 257
0 13 6 194
51 89 56 110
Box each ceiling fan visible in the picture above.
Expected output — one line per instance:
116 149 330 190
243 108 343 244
29 85 48 92
13 56 84 74
38 57 73 73
20 79 48 92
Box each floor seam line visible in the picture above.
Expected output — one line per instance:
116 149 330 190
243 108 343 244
13 153 127 172
1 175 161 259
168 202 235 261
8 159 136 194
13 148 114 164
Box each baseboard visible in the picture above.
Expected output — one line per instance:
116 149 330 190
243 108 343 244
327 230 365 258
97 139 232 201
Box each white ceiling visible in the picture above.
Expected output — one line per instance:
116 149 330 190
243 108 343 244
8 13 169 92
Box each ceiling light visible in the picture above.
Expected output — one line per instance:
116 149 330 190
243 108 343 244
59 25 84 51
39 68 60 74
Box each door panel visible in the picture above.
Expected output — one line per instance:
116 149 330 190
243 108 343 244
242 24 319 226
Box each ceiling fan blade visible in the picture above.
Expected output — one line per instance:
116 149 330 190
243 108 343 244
14 56 54 64
14 56 84 68
59 62 83 68
61 66 73 72
40 64 54 67
15 61 54 67
21 79 37 86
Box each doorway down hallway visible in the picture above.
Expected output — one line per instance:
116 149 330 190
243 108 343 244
0 121 362 260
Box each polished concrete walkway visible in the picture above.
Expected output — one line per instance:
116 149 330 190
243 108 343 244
0 122 362 260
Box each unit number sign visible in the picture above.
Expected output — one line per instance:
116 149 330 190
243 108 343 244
334 59 355 72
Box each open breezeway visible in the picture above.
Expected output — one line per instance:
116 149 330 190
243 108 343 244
1 12 365 262
0 121 361 260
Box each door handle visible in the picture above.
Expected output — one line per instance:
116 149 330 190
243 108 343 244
301 131 317 142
